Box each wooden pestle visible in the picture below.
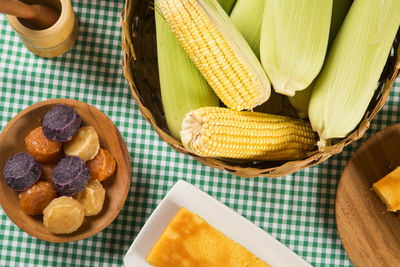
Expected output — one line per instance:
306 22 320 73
0 0 60 29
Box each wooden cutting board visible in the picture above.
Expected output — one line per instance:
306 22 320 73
336 123 400 266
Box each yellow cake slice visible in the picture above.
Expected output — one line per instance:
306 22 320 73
372 166 400 212
146 207 270 267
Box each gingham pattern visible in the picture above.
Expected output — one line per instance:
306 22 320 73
0 1 399 266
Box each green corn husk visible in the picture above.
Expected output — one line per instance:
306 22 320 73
289 0 352 119
308 0 400 148
288 84 314 119
329 0 353 46
230 0 265 58
260 0 332 96
218 0 236 14
155 10 219 140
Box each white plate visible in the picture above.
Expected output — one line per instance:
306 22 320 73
124 180 312 267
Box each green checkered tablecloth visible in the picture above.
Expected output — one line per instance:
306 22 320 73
0 1 399 266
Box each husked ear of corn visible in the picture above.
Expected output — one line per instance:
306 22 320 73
156 0 271 111
230 0 265 58
309 0 400 148
288 0 352 119
180 107 316 161
260 0 332 96
155 10 220 140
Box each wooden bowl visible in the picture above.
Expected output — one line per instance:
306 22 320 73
0 99 131 242
6 0 78 58
336 123 400 266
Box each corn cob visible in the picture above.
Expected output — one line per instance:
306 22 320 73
156 0 236 140
180 107 316 161
156 0 271 111
309 0 400 148
230 0 265 58
260 0 332 96
288 0 352 119
156 7 219 140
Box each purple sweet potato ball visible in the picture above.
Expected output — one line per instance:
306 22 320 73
42 104 81 142
52 156 89 196
3 152 41 191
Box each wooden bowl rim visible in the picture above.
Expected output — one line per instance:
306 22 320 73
6 0 72 37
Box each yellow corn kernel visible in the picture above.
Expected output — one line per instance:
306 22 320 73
180 107 316 161
157 0 271 111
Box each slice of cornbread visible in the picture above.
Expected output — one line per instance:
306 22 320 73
372 166 400 212
146 207 270 267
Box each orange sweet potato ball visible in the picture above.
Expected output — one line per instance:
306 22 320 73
25 127 62 163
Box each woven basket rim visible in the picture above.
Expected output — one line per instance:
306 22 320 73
120 1 400 177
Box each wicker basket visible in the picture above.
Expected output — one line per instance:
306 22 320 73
120 0 400 177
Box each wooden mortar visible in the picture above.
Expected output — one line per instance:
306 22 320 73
6 0 78 58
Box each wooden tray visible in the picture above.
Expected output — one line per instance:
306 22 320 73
336 123 400 266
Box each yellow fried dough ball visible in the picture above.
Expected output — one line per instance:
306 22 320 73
74 179 105 216
43 196 85 234
63 126 100 161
